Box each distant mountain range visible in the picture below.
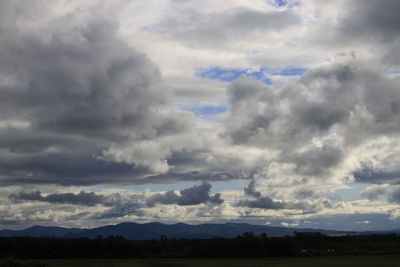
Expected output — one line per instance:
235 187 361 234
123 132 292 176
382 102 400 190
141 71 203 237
0 222 398 240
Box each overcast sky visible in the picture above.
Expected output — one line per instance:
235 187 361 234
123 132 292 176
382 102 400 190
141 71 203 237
1 0 400 231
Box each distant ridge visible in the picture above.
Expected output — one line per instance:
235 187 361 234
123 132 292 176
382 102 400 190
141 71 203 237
0 222 367 240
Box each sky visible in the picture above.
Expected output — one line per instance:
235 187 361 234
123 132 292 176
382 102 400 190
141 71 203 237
1 0 400 231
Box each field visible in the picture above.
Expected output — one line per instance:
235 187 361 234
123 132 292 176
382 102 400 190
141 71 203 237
28 255 400 267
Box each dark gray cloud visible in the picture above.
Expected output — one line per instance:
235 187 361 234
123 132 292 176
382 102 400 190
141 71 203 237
244 180 261 198
146 190 180 207
0 18 167 141
238 196 286 209
339 0 400 44
10 191 118 207
354 170 400 185
238 195 324 212
361 186 388 201
336 0 400 67
146 182 223 207
0 144 141 186
287 145 343 177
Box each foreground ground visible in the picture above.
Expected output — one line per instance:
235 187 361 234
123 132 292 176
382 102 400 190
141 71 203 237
20 255 400 267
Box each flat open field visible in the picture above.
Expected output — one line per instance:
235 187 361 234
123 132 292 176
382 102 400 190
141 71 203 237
31 255 400 267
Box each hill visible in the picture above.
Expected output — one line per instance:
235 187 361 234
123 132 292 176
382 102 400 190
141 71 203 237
0 222 354 240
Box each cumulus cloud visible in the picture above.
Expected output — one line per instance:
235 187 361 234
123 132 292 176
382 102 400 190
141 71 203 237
238 195 328 212
146 182 223 207
0 0 272 188
0 0 195 185
0 3 168 140
225 62 400 186
4 182 224 224
85 183 225 221
239 179 329 212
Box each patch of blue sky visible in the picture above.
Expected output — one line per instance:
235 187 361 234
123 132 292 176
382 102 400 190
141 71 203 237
197 67 272 84
269 0 300 8
384 69 400 77
270 67 308 76
331 183 368 202
197 66 307 85
197 67 256 82
186 105 228 118
275 0 287 7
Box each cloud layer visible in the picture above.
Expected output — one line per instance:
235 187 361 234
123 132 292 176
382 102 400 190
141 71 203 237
1 0 400 230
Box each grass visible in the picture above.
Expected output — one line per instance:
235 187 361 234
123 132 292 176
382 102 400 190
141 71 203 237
18 255 400 267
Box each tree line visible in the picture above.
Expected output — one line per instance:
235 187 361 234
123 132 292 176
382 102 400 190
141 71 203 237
0 232 399 259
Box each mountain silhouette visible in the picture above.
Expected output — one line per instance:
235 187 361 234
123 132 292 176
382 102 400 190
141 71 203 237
0 222 358 240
